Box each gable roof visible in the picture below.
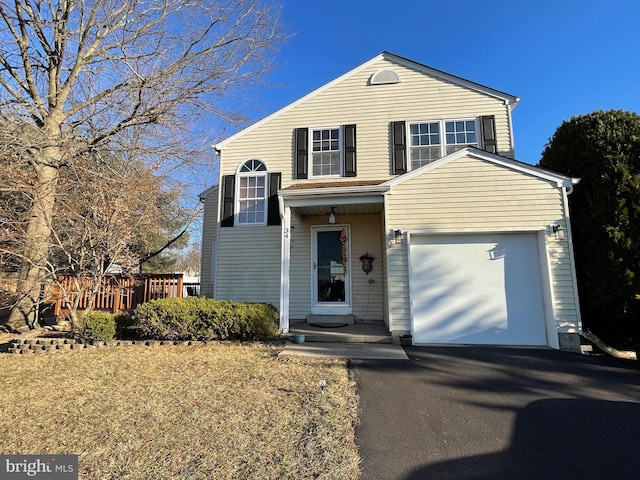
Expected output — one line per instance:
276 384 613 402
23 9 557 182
383 147 580 188
198 184 218 200
214 52 520 150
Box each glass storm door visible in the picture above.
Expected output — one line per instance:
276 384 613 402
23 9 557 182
312 227 351 314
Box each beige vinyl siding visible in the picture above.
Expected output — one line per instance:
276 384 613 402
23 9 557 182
199 188 218 298
288 215 311 320
547 241 581 332
218 57 513 185
387 157 564 228
215 226 281 308
386 243 410 331
288 214 384 321
349 215 384 322
379 215 390 329
385 155 579 333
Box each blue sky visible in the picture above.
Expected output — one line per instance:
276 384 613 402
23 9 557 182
248 0 640 166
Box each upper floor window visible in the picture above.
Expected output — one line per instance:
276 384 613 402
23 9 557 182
409 119 478 169
392 115 496 175
237 159 267 225
445 120 477 154
294 125 357 179
312 127 341 177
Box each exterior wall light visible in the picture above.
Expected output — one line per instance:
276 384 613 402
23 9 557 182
326 207 338 225
394 229 404 244
360 253 375 275
549 224 567 240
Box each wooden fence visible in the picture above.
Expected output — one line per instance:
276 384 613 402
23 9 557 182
53 274 185 316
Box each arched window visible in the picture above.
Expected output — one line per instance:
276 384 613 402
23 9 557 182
236 159 268 225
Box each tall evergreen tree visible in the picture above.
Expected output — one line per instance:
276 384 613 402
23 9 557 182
539 110 640 345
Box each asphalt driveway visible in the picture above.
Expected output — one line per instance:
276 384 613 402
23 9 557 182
352 346 640 480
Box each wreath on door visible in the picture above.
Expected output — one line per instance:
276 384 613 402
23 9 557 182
340 229 348 276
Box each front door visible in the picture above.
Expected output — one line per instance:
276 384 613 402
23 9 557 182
312 226 351 314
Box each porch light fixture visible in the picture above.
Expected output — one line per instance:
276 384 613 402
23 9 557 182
360 253 375 275
394 229 404 244
549 224 567 240
326 207 338 225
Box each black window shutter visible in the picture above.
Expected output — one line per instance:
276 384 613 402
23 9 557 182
391 121 407 174
294 128 308 179
220 175 235 227
343 124 357 177
480 115 497 154
267 172 281 226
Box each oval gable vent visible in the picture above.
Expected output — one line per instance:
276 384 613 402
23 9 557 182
370 69 401 85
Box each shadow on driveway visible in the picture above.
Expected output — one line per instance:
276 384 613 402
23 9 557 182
405 398 639 479
353 347 640 480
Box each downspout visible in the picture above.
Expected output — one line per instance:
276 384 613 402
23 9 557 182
212 146 223 299
506 101 517 158
562 182 583 338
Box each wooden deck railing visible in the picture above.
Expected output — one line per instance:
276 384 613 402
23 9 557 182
53 274 184 316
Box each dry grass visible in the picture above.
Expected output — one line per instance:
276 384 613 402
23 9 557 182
0 344 361 479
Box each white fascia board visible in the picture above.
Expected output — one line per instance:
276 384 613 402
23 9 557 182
281 185 388 208
383 52 520 106
280 184 389 198
214 54 386 150
383 147 578 188
285 195 384 209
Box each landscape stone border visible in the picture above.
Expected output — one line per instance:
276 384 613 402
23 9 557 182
4 337 213 354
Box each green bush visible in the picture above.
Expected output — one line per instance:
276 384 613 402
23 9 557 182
131 297 279 341
114 312 136 339
74 310 117 342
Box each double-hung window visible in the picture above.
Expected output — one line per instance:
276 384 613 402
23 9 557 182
445 120 478 154
294 125 356 179
311 127 341 177
409 119 478 169
409 122 441 167
236 159 267 225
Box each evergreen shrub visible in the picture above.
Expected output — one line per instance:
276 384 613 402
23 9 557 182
75 310 117 342
131 297 279 341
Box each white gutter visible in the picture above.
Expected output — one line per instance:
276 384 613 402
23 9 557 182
279 185 390 198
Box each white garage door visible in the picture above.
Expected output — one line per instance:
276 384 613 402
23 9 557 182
410 233 547 345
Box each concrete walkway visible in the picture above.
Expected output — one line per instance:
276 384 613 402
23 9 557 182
279 342 408 360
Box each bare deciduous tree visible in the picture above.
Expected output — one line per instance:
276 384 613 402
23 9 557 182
0 0 282 330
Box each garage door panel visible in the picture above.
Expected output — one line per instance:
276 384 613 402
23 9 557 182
410 233 547 346
412 285 508 343
412 245 504 287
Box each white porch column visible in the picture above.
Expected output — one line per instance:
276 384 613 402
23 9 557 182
279 206 292 333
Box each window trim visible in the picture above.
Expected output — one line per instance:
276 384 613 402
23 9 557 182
407 118 480 170
309 125 343 178
235 159 268 226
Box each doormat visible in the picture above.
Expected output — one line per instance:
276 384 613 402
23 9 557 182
310 323 349 328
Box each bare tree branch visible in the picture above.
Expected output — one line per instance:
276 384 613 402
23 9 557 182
0 0 283 329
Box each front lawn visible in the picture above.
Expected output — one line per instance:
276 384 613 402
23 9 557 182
0 344 360 479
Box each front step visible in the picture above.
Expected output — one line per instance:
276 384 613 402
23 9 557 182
288 321 392 344
306 314 354 325
305 333 392 344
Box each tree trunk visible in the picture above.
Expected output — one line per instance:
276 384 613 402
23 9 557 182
7 154 60 331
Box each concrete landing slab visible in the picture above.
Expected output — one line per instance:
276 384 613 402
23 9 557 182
306 314 355 325
279 342 409 360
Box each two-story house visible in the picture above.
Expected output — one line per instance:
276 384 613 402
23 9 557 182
200 52 582 350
